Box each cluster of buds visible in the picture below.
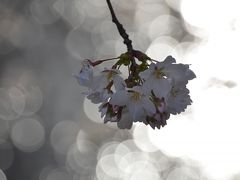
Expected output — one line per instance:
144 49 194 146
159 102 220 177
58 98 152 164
75 50 196 129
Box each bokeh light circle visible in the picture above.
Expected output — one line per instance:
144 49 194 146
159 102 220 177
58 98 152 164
133 124 158 152
66 28 93 59
96 154 125 179
76 139 98 170
135 1 170 36
45 168 72 180
167 167 200 180
165 0 181 12
146 40 178 61
30 0 60 25
17 84 43 116
8 86 26 115
123 161 161 180
0 169 7 180
149 15 183 41
83 98 102 124
8 17 44 48
97 141 119 160
10 118 45 152
66 140 98 175
53 0 85 28
50 120 80 155
0 88 21 121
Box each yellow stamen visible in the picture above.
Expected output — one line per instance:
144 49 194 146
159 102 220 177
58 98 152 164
131 91 141 101
153 68 164 79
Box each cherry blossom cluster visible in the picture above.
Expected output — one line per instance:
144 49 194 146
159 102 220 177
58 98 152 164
75 52 196 129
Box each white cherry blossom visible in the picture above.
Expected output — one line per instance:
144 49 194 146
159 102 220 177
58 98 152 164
165 84 192 115
75 54 195 129
142 77 172 99
102 69 126 91
140 55 195 99
110 86 156 122
140 56 195 84
74 60 93 87
89 68 125 91
80 68 126 104
163 63 196 84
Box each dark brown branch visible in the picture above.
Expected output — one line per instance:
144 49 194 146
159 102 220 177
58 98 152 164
106 0 138 82
106 0 133 52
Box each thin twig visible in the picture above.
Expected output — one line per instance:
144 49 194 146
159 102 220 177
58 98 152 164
106 0 138 81
86 57 119 66
106 0 133 53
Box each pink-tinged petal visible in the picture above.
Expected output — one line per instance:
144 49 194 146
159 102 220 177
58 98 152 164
109 90 129 106
142 97 156 116
154 113 162 122
149 121 155 129
98 103 108 118
157 102 165 113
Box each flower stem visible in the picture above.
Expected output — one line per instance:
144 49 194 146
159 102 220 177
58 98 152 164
98 57 120 62
86 57 119 66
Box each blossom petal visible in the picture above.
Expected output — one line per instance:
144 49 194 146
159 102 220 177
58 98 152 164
164 64 196 83
86 89 110 104
98 103 108 118
166 85 192 114
155 56 176 69
113 75 126 91
142 97 156 116
127 102 145 122
142 78 172 98
132 86 143 93
117 110 133 129
153 78 172 98
109 90 129 106
163 55 176 64
139 68 152 80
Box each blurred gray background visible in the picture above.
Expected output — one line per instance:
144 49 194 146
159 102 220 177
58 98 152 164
2 0 236 180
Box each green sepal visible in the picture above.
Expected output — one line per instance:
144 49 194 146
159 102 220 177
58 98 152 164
138 63 148 72
116 53 131 66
